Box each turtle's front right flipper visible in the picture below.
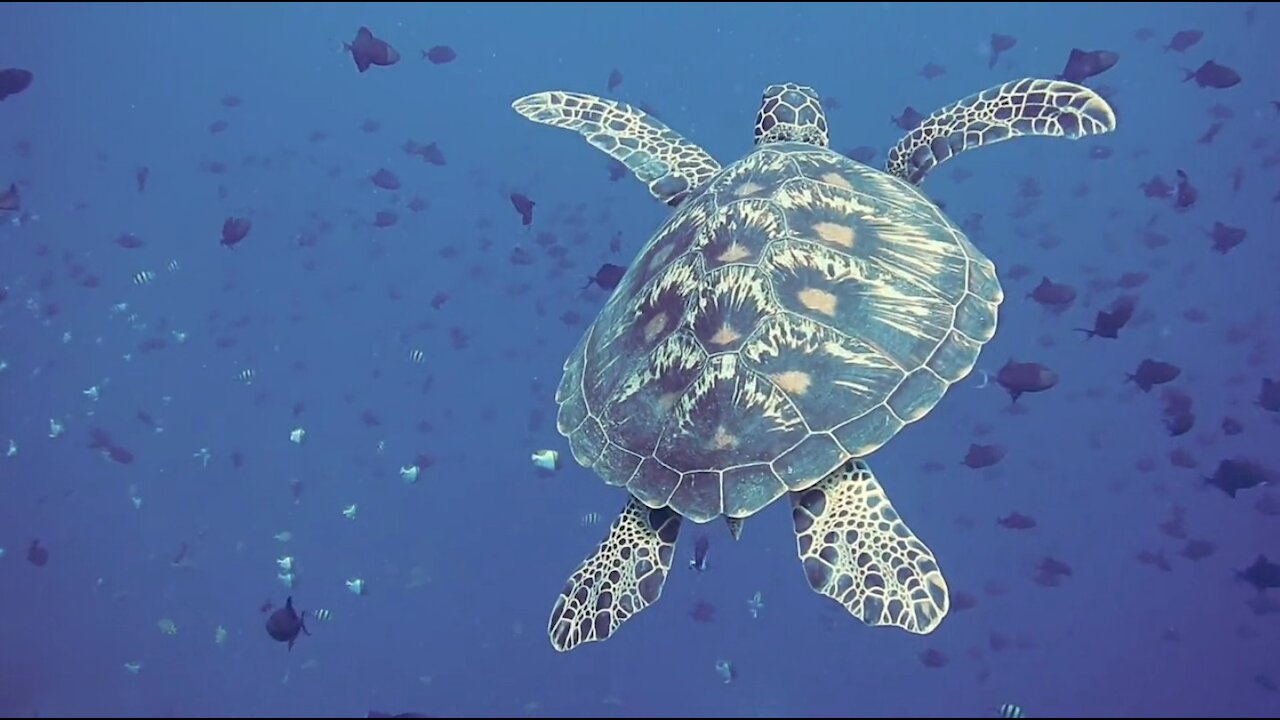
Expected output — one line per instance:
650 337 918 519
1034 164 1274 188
548 496 681 652
886 78 1117 186
512 91 721 207
791 459 949 635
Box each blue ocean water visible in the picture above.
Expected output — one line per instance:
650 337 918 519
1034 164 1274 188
1 2 1278 717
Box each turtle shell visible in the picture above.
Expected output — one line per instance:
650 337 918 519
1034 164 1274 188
556 142 1003 523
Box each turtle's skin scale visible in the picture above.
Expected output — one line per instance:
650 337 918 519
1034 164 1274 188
512 78 1116 652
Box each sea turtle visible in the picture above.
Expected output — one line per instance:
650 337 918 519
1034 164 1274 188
512 78 1116 652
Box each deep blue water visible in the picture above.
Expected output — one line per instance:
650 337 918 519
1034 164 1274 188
1 3 1278 718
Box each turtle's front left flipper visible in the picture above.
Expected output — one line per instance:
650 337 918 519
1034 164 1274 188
791 459 949 634
548 496 681 652
886 78 1117 186
512 91 721 207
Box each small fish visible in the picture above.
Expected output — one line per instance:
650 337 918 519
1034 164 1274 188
347 27 400 73
1058 48 1118 84
919 62 946 80
607 68 623 91
135 166 150 193
995 360 1057 402
132 270 156 286
998 703 1026 719
1238 555 1280 592
1208 222 1246 254
988 33 1017 69
0 183 20 212
964 443 1006 469
371 168 401 190
1183 60 1241 89
891 106 924 131
0 68 33 101
510 193 535 226
1206 459 1274 498
1126 359 1181 392
1165 30 1203 52
220 217 251 248
1075 294 1137 339
1027 277 1075 309
265 596 311 651
422 45 455 64
689 533 710 572
582 263 626 292
1258 378 1280 412
1173 170 1197 210
26 539 48 567
997 512 1036 530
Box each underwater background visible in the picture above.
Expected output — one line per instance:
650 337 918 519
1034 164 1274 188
1 2 1278 717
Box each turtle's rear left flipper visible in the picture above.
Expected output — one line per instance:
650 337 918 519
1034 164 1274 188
791 459 949 634
512 91 721 207
548 497 681 652
886 78 1117 185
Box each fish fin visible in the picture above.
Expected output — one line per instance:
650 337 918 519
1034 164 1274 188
548 496 680 651
791 459 949 634
726 515 744 541
512 91 721 207
887 78 1117 185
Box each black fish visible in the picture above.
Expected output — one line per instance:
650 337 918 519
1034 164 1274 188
607 68 623 91
1258 378 1280 412
1206 459 1274 498
510 193 535 226
1182 60 1241 89
1058 48 1118 84
1173 169 1197 210
1208 222 1246 254
891 106 924 131
1164 412 1194 437
0 183 18 212
220 217 251 248
265 596 310 650
995 360 1057 402
988 33 1016 69
963 443 1005 469
689 533 710 572
1075 294 1136 339
582 263 626 293
1126 359 1180 392
1238 555 1280 592
422 46 455 64
1027 276 1075 308
0 68 33 101
346 27 400 73
1164 30 1203 52
997 512 1036 530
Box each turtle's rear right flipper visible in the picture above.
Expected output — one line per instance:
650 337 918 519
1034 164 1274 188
886 78 1117 186
548 497 681 652
512 91 721 207
791 459 949 634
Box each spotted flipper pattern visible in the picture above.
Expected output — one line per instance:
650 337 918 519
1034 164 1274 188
886 78 1117 186
548 496 681 652
512 91 722 207
791 459 949 635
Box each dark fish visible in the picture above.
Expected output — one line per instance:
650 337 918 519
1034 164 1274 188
373 210 398 228
221 94 242 107
1208 221 1246 254
988 33 1017 68
1116 272 1148 289
1138 549 1172 572
689 533 710 572
220 217 251 248
997 512 1036 530
1197 121 1223 145
689 599 715 623
347 27 400 73
1179 539 1215 561
1126 359 1180 392
1173 170 1197 210
1258 378 1280 412
582 263 626 292
136 166 150 193
265 596 310 650
963 443 1005 469
1182 60 1241 89
1164 30 1203 52
1238 555 1280 592
1221 416 1243 436
371 168 401 190
0 68 33 101
919 648 948 668
606 159 627 181
607 68 623 91
115 233 144 249
1207 459 1274 498
209 119 229 134
1139 176 1173 199
891 106 924 131
361 118 380 133
995 360 1057 402
919 62 945 80
1058 48 1118 83
26 539 48 567
1164 412 1194 437
0 183 19 212
422 45 455 64
1075 294 1137 339
510 193 535 226
420 142 446 166
1027 276 1075 308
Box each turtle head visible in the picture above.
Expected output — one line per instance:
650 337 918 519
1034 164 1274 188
754 83 829 148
